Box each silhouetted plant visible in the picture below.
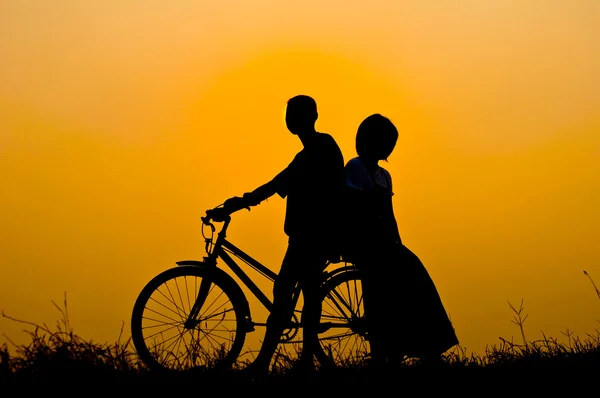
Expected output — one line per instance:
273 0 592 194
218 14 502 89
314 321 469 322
507 298 529 348
584 270 600 300
1 293 140 383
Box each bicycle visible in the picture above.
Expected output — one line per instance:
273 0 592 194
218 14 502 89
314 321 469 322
131 197 370 372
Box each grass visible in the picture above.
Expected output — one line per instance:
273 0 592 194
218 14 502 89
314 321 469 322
1 271 599 389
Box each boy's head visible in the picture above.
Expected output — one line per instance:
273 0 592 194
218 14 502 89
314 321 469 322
356 113 398 161
285 95 318 134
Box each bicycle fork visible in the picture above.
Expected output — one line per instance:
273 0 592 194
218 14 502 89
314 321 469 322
179 254 219 330
184 275 212 330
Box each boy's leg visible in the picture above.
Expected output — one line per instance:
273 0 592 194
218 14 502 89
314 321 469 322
297 267 324 371
248 244 299 373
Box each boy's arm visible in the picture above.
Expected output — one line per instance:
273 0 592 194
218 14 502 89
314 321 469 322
243 167 289 206
243 180 278 206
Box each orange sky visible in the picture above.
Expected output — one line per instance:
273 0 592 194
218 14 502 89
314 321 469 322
1 1 599 358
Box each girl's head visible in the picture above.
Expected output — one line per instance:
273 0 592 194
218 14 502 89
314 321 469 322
355 113 398 161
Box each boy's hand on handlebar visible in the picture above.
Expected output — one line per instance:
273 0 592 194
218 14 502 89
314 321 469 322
204 195 256 223
204 207 227 223
242 192 261 207
223 196 250 212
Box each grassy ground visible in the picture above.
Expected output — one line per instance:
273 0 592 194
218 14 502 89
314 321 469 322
2 275 599 390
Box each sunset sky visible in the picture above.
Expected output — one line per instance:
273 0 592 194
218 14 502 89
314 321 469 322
1 1 599 358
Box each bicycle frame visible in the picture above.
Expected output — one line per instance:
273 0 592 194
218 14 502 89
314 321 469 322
176 209 360 343
177 214 304 331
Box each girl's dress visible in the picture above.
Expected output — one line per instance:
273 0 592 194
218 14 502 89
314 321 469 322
343 157 459 362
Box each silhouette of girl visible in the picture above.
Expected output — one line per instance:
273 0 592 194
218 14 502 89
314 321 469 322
343 113 459 368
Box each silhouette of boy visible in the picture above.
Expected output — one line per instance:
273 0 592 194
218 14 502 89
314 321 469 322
239 95 345 375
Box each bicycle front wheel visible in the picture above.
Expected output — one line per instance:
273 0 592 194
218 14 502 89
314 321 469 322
316 267 370 367
131 265 249 372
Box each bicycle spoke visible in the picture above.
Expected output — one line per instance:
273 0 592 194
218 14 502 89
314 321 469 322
141 306 181 326
197 284 231 320
148 291 185 321
185 275 193 316
154 282 187 320
174 276 190 320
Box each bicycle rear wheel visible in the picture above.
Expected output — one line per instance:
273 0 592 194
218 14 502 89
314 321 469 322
131 265 249 372
315 267 370 367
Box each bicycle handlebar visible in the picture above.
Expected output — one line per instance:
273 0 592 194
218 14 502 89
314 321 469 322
202 196 251 226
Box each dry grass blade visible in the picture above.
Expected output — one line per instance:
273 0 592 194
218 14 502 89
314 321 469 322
583 270 600 300
507 299 528 348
